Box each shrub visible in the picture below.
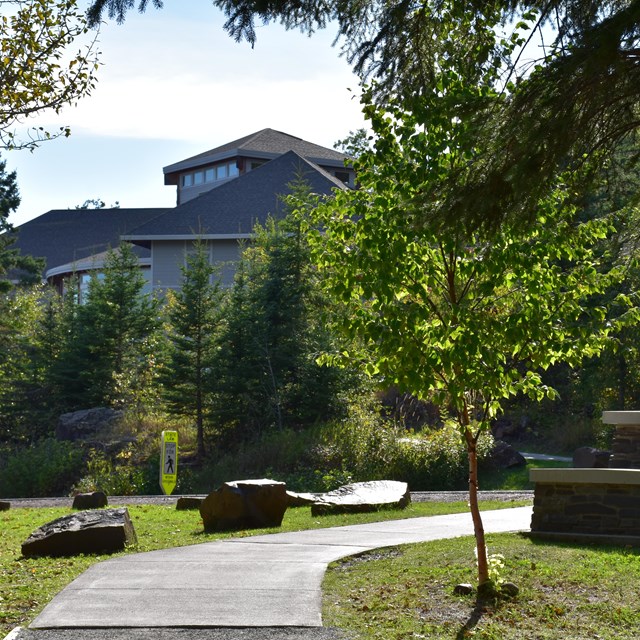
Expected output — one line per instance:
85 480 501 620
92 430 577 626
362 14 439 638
0 438 84 497
324 405 494 490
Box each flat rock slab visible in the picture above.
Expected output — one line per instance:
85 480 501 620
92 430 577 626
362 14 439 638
287 491 322 507
200 479 288 532
311 480 410 516
22 508 137 557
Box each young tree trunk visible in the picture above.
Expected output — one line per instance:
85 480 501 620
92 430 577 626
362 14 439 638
464 426 489 586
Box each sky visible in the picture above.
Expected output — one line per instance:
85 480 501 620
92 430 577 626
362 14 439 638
6 2 366 226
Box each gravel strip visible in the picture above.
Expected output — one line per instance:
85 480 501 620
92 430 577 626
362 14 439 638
4 491 532 509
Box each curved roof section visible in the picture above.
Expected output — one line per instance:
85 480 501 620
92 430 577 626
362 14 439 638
127 151 347 240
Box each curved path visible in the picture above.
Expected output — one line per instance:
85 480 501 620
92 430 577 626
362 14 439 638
26 506 532 632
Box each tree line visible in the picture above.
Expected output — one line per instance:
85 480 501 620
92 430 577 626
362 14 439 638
0 173 360 460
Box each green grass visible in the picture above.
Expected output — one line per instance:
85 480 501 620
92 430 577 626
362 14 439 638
0 498 529 635
480 459 569 490
323 533 640 639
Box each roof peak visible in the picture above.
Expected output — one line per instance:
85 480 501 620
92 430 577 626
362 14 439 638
163 128 347 175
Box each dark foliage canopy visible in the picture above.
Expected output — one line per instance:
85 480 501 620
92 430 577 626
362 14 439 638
86 0 640 231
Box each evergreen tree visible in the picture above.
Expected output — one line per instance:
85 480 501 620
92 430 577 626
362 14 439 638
213 181 351 441
0 156 42 291
54 243 161 411
87 1 640 233
307 88 636 588
163 241 223 459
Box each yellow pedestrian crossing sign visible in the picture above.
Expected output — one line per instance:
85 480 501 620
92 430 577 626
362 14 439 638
160 430 178 495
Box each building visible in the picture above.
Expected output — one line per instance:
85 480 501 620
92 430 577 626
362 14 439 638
11 129 352 294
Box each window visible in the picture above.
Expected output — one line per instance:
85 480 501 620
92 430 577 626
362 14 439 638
194 171 204 185
228 162 239 177
182 173 193 187
205 168 215 182
335 171 351 185
250 160 266 171
216 164 227 180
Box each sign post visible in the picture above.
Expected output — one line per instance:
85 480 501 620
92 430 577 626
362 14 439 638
160 430 178 495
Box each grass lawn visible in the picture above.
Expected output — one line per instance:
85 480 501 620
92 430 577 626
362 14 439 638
479 459 569 490
323 533 640 639
0 498 527 635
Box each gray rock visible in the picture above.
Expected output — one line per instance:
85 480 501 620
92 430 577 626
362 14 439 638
311 480 411 516
22 508 137 557
176 496 203 510
72 491 108 510
286 490 322 507
491 440 526 469
573 446 611 468
56 407 124 441
453 583 474 595
200 479 289 532
0 500 10 511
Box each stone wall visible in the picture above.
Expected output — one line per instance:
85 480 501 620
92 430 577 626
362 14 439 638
530 469 640 542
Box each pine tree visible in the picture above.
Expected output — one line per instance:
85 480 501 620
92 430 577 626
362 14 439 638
213 179 352 440
54 243 161 411
163 240 223 459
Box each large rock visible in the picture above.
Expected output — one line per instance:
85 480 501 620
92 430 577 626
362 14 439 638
200 479 288 532
573 446 611 468
72 491 108 510
0 501 9 511
311 480 411 516
491 440 526 469
21 508 137 557
56 407 124 442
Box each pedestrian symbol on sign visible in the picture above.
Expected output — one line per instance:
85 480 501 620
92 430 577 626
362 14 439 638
165 447 175 474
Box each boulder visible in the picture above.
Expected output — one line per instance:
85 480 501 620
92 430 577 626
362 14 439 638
56 407 124 442
176 496 203 511
0 500 9 511
311 480 411 516
200 479 288 532
491 440 526 469
72 491 108 510
21 508 137 557
573 446 611 469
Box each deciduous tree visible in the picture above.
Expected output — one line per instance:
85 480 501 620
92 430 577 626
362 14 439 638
1 0 100 150
306 90 636 588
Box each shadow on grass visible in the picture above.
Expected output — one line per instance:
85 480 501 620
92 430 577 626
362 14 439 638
456 589 509 639
455 595 491 639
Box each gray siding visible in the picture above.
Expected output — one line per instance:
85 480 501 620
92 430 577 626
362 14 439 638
151 241 186 290
212 240 241 287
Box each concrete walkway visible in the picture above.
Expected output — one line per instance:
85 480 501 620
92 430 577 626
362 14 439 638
14 506 533 637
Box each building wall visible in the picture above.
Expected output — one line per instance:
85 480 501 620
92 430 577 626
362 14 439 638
151 239 242 291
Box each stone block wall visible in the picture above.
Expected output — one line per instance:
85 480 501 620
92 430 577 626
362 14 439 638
609 425 640 469
530 469 640 540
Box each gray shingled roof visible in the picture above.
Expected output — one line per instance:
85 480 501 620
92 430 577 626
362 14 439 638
127 151 346 240
11 207 171 273
163 128 350 175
